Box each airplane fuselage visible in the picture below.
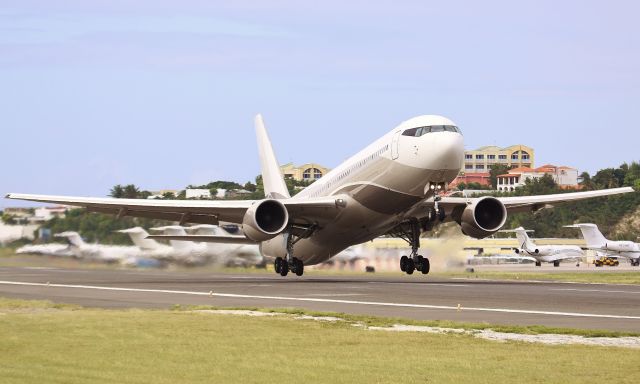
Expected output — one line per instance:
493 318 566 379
260 115 464 265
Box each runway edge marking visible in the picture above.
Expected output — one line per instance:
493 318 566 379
1 280 639 321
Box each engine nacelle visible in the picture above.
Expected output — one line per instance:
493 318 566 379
242 199 289 242
459 196 507 239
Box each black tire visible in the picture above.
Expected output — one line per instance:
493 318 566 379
535 261 541 267
421 258 430 275
280 260 289 276
274 257 283 274
415 255 424 271
427 207 437 223
553 261 560 267
295 259 304 276
400 256 408 272
406 258 415 275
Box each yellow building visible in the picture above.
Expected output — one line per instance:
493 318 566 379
463 144 534 173
280 163 330 182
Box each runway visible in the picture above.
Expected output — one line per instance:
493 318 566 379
1 266 639 332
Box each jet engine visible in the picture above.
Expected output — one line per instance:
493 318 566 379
459 196 507 239
242 199 289 242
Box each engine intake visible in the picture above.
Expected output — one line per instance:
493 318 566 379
459 196 507 239
242 199 289 242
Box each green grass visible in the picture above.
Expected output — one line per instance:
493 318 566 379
176 305 640 338
1 298 639 384
439 271 640 285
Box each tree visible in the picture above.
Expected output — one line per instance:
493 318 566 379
122 184 140 199
1 213 16 225
489 164 511 189
109 184 125 198
579 171 595 190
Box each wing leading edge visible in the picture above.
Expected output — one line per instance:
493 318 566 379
432 187 634 214
4 193 346 226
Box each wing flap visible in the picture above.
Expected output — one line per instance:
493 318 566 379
146 235 258 244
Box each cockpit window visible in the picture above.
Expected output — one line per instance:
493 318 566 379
402 127 419 136
402 125 461 137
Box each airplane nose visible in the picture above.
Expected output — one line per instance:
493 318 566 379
433 132 464 170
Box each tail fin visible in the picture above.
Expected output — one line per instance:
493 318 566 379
55 231 85 247
571 223 608 248
151 226 192 252
513 227 536 251
117 227 161 251
255 114 290 199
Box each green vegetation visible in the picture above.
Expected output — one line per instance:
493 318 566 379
1 298 638 384
174 305 639 338
495 162 640 239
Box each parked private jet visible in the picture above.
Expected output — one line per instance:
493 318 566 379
6 114 634 277
54 231 142 264
503 227 584 267
565 223 640 266
15 242 74 258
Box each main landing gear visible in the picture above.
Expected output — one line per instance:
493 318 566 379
273 225 315 277
395 218 430 275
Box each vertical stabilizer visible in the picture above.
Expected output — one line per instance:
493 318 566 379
576 224 608 248
514 227 536 251
151 226 192 252
255 114 290 199
118 227 161 251
55 232 85 247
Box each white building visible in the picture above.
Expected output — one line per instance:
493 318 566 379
32 206 68 222
185 189 212 199
497 165 579 192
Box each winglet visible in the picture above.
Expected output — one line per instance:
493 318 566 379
255 114 290 199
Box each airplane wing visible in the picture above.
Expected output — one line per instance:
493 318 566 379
430 187 634 215
4 193 346 226
146 234 258 244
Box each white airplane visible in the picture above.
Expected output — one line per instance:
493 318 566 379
148 225 264 266
502 227 584 267
6 114 634 277
116 227 170 252
54 231 140 264
185 224 264 266
15 242 74 258
565 223 640 266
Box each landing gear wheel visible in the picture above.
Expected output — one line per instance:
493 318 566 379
553 260 560 267
421 257 430 275
295 258 304 276
280 260 289 276
535 261 541 267
274 257 283 274
400 256 409 272
405 258 415 275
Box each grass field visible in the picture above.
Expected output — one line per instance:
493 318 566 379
1 298 639 384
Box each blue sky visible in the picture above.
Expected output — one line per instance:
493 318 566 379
1 1 639 207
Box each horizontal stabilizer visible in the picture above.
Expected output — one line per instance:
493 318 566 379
146 234 258 244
